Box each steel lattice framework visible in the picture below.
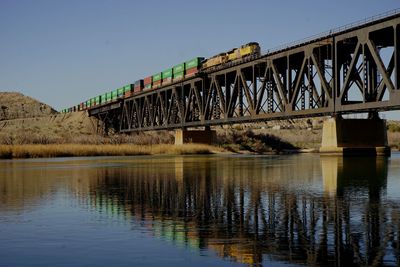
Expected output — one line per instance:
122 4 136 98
88 11 400 133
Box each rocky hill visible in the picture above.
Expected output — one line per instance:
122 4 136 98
0 111 100 144
0 92 57 120
0 92 100 144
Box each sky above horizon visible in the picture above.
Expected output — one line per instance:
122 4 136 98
1 0 399 117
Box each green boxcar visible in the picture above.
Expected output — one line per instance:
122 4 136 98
162 68 173 79
117 87 124 97
152 72 162 82
185 57 203 70
101 94 107 104
95 96 100 105
123 84 132 93
86 100 91 107
173 63 185 74
106 92 112 101
90 98 95 106
173 72 184 79
112 90 118 100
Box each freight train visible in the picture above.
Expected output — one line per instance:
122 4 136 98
61 42 260 113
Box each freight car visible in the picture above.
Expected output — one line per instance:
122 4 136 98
62 42 261 113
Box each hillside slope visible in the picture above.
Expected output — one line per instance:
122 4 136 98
0 111 99 144
0 92 57 120
0 92 100 144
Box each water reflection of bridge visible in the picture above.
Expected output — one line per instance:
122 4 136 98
84 156 399 266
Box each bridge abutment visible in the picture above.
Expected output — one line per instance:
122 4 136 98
174 128 216 145
320 116 390 156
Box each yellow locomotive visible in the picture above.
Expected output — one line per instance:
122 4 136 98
202 42 260 69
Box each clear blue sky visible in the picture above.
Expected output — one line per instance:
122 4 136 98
0 0 399 114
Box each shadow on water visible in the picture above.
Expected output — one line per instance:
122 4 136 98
0 155 399 266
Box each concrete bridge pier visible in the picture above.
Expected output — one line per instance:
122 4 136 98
174 126 217 145
320 114 390 156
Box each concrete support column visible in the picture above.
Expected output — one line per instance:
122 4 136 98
175 128 217 145
320 116 390 156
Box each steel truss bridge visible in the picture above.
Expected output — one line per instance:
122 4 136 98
89 10 400 133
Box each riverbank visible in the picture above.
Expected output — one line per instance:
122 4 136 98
0 144 224 159
2 92 400 157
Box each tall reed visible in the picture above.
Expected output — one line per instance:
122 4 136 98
0 144 221 159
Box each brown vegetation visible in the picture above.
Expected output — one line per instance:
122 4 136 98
216 129 301 153
0 92 56 120
387 121 400 149
0 144 222 159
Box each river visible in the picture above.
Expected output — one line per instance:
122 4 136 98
0 154 400 266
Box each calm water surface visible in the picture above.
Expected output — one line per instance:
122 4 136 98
1 154 400 266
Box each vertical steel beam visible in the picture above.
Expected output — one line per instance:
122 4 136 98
362 44 366 102
333 36 338 112
253 65 257 110
396 24 400 89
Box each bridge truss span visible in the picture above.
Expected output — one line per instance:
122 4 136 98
89 13 400 133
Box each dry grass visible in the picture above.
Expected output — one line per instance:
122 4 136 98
0 132 174 145
388 131 400 149
0 144 223 159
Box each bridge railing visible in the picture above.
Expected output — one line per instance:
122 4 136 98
263 8 400 56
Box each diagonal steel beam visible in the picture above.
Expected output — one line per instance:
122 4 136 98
311 53 332 99
255 67 269 114
184 86 194 122
271 63 288 107
204 78 215 120
157 92 167 125
366 40 395 92
193 83 203 119
172 87 184 122
290 58 307 107
227 74 239 117
240 71 255 114
339 42 361 101
214 78 227 115
377 52 395 101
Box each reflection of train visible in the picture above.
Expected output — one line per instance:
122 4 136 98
61 42 261 113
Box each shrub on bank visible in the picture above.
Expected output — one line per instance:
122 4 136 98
217 129 299 153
